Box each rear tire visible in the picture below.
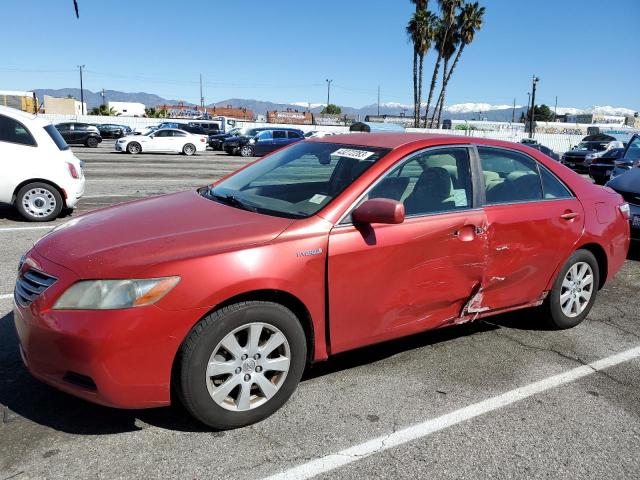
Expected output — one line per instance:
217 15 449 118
15 182 63 222
86 136 99 148
543 249 599 329
183 143 196 156
176 301 307 430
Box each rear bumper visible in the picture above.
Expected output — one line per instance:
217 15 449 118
64 177 85 208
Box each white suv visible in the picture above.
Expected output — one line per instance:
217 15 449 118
0 106 85 221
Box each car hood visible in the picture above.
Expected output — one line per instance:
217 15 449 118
209 133 230 140
34 190 294 278
224 135 250 143
607 168 640 194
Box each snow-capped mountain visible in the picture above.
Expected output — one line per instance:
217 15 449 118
291 102 326 109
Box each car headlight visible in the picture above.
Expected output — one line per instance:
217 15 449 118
53 276 180 310
248 138 256 144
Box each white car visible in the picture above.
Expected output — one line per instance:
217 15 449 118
304 130 339 138
116 128 207 155
0 106 85 222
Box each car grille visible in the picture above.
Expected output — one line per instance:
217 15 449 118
564 155 585 164
14 269 57 307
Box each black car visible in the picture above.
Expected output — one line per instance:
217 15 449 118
96 123 130 139
606 168 640 241
55 122 102 148
209 127 242 150
178 124 207 136
222 128 304 157
588 148 625 184
561 140 613 173
189 121 221 136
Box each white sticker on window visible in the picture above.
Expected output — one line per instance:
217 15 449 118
309 194 327 204
331 148 375 161
452 189 468 207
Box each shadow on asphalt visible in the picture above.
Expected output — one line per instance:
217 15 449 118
0 308 547 434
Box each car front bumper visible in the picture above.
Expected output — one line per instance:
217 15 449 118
561 158 589 173
13 251 206 409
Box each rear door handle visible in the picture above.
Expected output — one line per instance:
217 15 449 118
561 212 579 220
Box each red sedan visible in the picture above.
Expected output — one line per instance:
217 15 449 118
14 133 630 429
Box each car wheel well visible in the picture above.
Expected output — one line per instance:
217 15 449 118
170 290 315 402
576 243 608 289
12 179 66 207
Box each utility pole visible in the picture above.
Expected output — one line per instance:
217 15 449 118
511 98 516 123
529 75 539 137
377 85 380 116
325 79 333 107
553 95 558 122
101 88 106 107
78 65 85 115
199 73 204 110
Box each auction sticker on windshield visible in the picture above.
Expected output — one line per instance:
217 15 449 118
332 148 375 160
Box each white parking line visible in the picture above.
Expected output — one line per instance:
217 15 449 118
262 345 640 480
0 294 13 300
0 226 55 233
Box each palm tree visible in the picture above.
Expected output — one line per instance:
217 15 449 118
90 105 119 116
407 8 437 127
423 0 463 127
433 2 486 127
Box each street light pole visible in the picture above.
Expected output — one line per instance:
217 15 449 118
78 65 85 115
377 85 380 116
325 79 333 107
529 75 539 137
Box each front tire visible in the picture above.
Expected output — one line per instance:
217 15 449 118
543 249 599 329
176 301 307 430
15 182 63 222
239 145 254 157
126 142 141 154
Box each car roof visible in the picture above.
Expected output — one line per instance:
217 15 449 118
0 105 50 127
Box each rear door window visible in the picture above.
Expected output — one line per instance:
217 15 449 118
477 147 543 204
539 166 573 199
0 114 37 146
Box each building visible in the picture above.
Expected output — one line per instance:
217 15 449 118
0 90 38 113
43 95 85 115
157 104 253 120
108 101 146 117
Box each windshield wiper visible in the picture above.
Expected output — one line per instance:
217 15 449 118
207 188 258 213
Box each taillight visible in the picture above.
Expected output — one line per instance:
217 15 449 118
619 203 630 219
67 162 80 179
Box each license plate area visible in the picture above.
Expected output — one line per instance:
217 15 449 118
632 215 640 228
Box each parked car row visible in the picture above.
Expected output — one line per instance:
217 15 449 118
222 127 304 157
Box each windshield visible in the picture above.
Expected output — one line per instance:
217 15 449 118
575 141 609 152
227 128 242 136
44 124 70 151
205 142 391 218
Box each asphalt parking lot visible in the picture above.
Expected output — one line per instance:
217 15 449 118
1 141 639 480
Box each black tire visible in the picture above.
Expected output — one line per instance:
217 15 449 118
126 142 141 154
239 145 254 157
176 301 307 430
86 136 99 148
183 143 196 156
543 249 599 329
15 182 64 222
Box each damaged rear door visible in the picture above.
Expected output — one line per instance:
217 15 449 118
475 146 585 311
327 146 489 354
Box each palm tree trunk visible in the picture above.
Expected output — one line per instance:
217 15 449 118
417 53 424 128
423 54 442 128
412 50 419 127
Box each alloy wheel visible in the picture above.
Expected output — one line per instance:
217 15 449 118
559 261 594 317
205 322 291 412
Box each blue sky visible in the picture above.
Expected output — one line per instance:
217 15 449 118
1 0 638 109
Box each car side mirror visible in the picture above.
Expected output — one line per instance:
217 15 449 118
352 198 405 225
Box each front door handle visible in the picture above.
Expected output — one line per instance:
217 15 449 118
453 224 478 242
561 211 579 220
